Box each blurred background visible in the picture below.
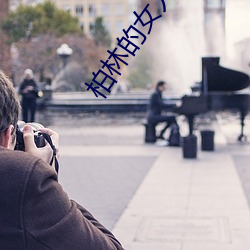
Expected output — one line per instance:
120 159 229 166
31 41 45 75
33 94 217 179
0 0 250 96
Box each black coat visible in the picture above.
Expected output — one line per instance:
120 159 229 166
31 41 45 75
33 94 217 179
19 79 38 99
147 90 169 118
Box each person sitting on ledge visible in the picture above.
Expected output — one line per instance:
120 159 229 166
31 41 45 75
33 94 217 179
146 80 178 140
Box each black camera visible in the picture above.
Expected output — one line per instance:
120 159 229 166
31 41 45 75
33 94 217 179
14 122 46 151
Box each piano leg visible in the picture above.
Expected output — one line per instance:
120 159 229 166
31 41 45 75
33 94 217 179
187 115 195 135
238 109 247 142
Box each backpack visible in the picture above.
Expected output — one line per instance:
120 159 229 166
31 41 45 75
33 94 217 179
168 124 181 147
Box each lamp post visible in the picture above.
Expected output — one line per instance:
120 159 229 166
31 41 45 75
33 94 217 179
56 43 73 68
56 43 73 89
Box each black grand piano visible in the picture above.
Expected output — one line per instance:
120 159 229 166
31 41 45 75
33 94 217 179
175 57 250 141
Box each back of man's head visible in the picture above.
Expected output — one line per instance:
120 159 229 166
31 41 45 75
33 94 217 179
0 71 20 145
156 81 166 90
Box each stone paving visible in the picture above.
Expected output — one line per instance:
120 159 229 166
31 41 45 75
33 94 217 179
37 110 250 250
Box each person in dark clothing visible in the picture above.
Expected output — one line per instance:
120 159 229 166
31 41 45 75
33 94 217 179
19 69 39 123
147 80 178 140
0 70 124 250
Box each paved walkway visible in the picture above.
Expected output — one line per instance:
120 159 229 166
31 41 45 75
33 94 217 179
45 112 250 250
111 121 250 249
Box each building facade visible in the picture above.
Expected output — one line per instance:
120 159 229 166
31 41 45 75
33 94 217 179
10 0 130 44
51 0 129 43
9 0 44 10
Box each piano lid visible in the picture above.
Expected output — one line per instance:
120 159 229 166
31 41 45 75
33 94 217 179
201 57 250 92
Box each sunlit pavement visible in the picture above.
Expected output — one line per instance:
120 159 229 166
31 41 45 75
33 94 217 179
39 111 250 250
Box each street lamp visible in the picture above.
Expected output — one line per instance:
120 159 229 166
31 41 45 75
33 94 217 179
56 43 73 68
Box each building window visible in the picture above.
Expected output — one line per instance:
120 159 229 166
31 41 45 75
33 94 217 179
89 4 96 17
89 22 95 33
76 5 84 16
80 22 84 32
205 0 225 9
115 3 124 16
102 3 111 16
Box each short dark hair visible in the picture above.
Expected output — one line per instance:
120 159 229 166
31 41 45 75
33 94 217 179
0 71 20 143
156 80 166 90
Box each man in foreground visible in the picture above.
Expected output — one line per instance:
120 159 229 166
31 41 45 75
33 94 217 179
0 70 124 249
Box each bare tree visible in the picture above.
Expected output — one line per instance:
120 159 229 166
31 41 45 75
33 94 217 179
14 33 108 91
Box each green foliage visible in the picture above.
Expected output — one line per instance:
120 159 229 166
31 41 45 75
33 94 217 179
91 16 111 48
1 0 80 42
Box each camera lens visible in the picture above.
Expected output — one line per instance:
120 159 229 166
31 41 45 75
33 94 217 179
14 121 46 151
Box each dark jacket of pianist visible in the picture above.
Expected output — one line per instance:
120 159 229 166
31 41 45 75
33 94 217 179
146 81 178 140
147 89 170 120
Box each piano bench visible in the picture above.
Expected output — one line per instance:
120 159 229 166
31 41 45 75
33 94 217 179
142 120 156 143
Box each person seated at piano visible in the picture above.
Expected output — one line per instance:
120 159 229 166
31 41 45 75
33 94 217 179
146 80 178 140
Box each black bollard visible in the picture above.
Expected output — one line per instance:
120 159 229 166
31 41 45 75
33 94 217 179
182 135 197 159
200 130 215 151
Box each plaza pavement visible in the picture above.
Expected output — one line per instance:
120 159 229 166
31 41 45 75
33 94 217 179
45 112 250 250
112 119 250 250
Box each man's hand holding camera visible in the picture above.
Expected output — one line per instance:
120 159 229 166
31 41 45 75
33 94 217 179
22 124 59 168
